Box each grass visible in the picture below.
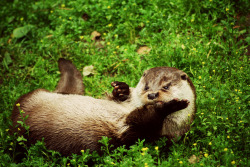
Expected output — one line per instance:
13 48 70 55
0 0 249 166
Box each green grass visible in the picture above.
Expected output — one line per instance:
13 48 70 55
0 0 249 166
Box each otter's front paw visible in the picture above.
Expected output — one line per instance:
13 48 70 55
160 99 190 113
111 81 130 101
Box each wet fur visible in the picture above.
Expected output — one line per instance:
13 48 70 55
11 59 193 156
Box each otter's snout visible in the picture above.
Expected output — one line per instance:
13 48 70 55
148 92 159 100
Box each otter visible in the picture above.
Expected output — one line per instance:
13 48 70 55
110 67 196 141
11 59 194 156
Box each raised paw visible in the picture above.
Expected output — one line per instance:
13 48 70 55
160 98 190 114
111 81 130 101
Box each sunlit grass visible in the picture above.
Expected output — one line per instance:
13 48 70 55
0 0 249 166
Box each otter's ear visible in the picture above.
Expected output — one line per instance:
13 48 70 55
181 74 187 80
142 69 149 77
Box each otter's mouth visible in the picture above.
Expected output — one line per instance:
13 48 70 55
147 100 164 105
155 101 163 105
147 100 171 107
154 101 164 107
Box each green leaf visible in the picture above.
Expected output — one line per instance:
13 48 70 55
17 121 24 126
245 36 250 45
7 16 15 23
13 25 34 38
17 136 27 142
2 53 12 69
239 29 246 35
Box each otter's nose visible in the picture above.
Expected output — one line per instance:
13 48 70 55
148 92 159 100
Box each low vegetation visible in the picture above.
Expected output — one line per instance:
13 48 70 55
0 0 249 166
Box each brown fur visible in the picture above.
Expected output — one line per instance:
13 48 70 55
54 58 84 95
11 59 194 156
111 67 196 142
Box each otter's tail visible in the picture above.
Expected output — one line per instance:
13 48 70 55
54 58 84 95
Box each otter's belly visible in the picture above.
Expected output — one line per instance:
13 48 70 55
22 90 127 122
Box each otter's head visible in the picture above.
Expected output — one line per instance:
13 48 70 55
135 67 196 106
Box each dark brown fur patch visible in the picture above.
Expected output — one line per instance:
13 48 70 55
121 99 190 145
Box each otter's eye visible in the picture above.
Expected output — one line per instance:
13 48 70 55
144 85 149 91
163 83 171 90
163 86 169 90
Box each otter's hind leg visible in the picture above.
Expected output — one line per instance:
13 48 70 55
54 58 84 95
